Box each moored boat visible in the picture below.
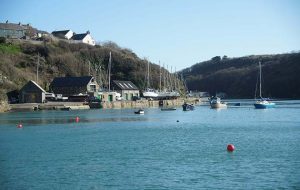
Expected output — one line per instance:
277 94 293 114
134 109 145 114
142 88 158 99
254 61 276 109
210 96 227 109
161 107 176 111
182 103 194 111
254 99 275 109
142 60 158 99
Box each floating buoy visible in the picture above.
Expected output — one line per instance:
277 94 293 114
227 144 235 152
17 123 23 128
75 116 80 123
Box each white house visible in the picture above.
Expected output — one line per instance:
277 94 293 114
71 31 95 46
51 30 74 40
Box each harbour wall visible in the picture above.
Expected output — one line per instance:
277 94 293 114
101 98 199 109
7 98 200 112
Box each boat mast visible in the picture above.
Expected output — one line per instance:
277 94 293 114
163 63 166 91
108 51 111 92
159 61 161 92
147 60 150 89
259 61 262 98
36 52 39 83
170 66 173 91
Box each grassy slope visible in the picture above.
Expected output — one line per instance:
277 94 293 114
0 40 183 101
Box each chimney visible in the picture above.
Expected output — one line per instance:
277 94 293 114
86 30 90 34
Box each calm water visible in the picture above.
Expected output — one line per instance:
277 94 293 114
0 101 300 189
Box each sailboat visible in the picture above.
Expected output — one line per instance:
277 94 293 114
254 61 275 109
157 64 180 99
142 60 158 99
107 52 121 101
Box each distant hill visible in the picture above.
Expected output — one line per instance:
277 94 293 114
180 53 300 99
0 39 182 101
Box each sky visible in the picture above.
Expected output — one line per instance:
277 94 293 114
1 0 300 71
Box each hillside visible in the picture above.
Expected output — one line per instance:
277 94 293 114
180 53 300 99
0 39 180 101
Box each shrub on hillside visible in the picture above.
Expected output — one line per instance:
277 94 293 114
0 37 6 44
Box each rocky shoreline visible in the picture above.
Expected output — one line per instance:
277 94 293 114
0 101 10 112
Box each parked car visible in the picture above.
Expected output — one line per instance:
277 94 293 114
45 93 55 101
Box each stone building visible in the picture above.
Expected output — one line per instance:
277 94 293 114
111 80 140 101
19 80 46 103
0 22 25 39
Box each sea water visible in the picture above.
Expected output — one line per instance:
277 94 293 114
0 101 300 189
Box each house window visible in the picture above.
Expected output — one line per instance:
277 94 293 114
90 85 96 92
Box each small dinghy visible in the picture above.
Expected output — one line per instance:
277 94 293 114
134 109 145 114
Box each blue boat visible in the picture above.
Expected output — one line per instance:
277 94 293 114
254 61 275 109
182 103 195 111
254 99 276 109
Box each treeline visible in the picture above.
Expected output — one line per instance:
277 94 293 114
180 53 300 98
0 39 171 101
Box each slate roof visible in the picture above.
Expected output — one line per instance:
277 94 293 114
71 33 88 40
50 76 93 88
20 80 46 93
113 80 139 90
51 30 71 36
0 23 25 30
30 80 46 92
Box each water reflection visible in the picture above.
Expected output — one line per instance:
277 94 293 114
0 115 151 126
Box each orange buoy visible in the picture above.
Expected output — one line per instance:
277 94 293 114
17 123 23 128
75 116 80 123
227 144 235 152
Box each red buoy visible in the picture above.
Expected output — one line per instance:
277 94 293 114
75 116 80 123
17 123 23 128
227 144 235 152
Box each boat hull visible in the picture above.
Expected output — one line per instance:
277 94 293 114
142 91 158 98
134 110 145 114
254 102 275 109
182 104 195 111
210 103 227 109
161 107 176 111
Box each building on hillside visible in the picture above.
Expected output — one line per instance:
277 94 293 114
49 76 98 97
71 31 95 46
0 21 48 39
36 30 49 38
0 22 25 39
51 30 74 40
19 80 46 103
112 80 140 101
